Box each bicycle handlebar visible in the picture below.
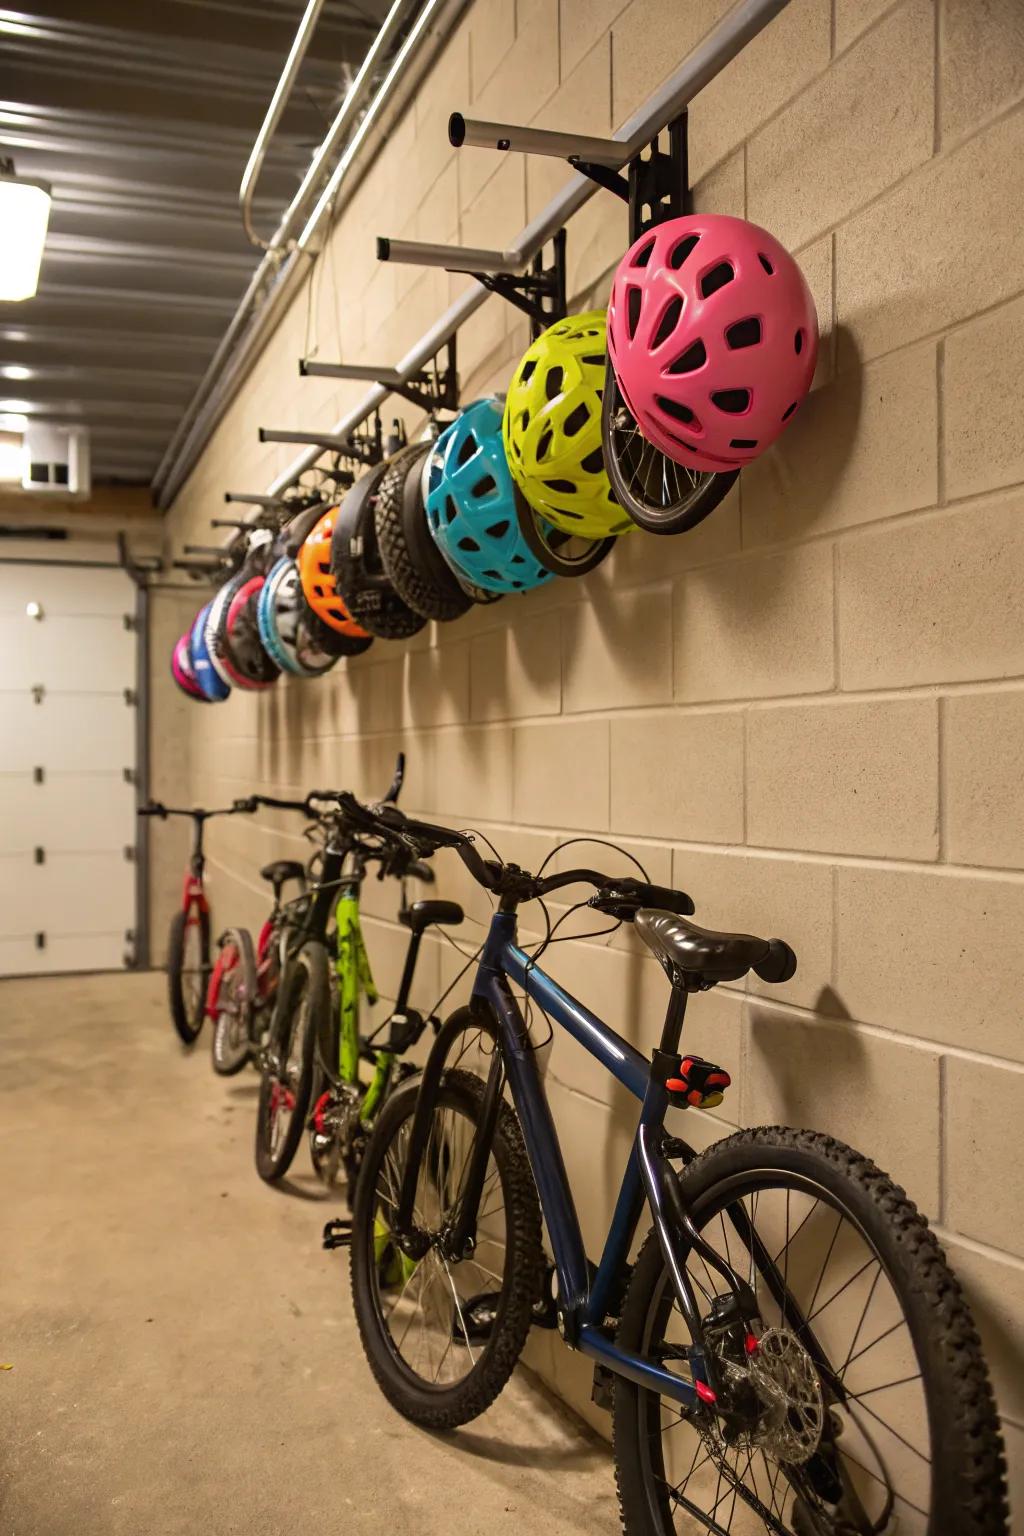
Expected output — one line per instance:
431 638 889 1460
138 801 251 820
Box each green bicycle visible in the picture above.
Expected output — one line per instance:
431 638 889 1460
253 756 464 1193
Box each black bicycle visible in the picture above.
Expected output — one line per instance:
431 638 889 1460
337 795 1006 1536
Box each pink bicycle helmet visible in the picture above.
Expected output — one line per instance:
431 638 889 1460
607 214 818 473
171 633 207 701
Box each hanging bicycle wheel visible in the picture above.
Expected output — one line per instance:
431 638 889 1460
612 1127 1007 1536
513 486 617 578
601 358 737 535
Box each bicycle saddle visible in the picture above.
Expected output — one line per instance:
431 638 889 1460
260 859 306 888
401 899 464 935
635 909 796 985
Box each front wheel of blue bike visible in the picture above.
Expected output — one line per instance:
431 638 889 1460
612 1126 1007 1536
349 1068 544 1428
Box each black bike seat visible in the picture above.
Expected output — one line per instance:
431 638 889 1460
260 859 305 888
401 899 464 935
635 910 796 985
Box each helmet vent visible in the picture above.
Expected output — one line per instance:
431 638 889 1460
669 233 699 269
544 366 564 400
563 403 589 436
583 354 604 366
632 237 656 268
667 340 706 374
471 474 497 498
458 536 481 552
782 401 798 421
457 432 478 466
700 261 734 298
655 395 698 427
711 388 751 414
726 317 762 350
626 286 642 339
444 495 458 525
581 447 604 475
794 328 804 355
537 428 553 460
652 295 683 349
730 437 758 449
484 520 509 539
544 479 577 494
520 359 536 382
758 253 775 275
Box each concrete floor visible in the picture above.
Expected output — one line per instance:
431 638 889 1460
1 971 617 1536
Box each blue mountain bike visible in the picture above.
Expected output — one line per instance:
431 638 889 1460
339 797 1006 1536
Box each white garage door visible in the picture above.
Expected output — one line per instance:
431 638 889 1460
0 562 138 975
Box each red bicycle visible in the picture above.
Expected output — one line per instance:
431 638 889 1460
139 801 254 1046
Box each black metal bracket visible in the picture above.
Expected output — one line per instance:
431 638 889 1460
573 112 690 244
393 337 459 414
470 228 567 339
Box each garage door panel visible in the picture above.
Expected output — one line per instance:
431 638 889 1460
0 615 134 690
0 693 135 773
0 772 136 854
0 565 133 616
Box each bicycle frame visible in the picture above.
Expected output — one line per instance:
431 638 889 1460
334 879 393 1123
396 907 835 1415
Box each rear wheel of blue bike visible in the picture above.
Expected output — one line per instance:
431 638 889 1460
612 1127 1007 1536
350 1068 543 1428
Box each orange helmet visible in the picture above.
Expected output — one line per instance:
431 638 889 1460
297 507 370 638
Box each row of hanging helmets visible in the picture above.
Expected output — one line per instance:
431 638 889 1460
172 213 818 702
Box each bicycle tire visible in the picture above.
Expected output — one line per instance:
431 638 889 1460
331 464 428 640
167 906 210 1046
512 484 616 577
612 1126 1008 1536
211 927 257 1077
601 356 737 535
254 942 327 1182
375 441 473 622
350 1068 543 1428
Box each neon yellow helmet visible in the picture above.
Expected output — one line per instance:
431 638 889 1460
503 311 634 539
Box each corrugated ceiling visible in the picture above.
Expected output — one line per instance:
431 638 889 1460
0 0 389 485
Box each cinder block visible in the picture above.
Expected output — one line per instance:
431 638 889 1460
563 584 673 714
469 0 515 98
671 846 833 1009
837 109 1024 364
560 0 627 80
745 1005 941 1214
742 342 938 547
610 710 744 843
690 148 745 219
1004 1420 1024 1533
944 294 1024 501
690 0 831 184
403 644 470 729
414 22 470 196
943 1236 1024 1423
945 690 1024 870
590 485 741 593
610 0 730 125
674 541 834 704
747 0 933 252
836 865 1024 1063
941 0 1024 144
747 699 939 859
834 0 895 51
838 492 1024 689
431 723 513 821
512 719 610 829
470 613 562 721
945 1056 1024 1255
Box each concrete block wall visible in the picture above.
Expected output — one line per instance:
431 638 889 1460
157 0 1024 1492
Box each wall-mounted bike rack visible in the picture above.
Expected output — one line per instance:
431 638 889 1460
215 0 790 518
299 334 459 414
378 229 567 338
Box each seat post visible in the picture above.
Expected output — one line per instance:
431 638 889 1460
657 979 689 1056
393 930 423 1015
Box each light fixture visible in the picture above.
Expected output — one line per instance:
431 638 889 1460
1 364 31 381
0 158 52 302
0 430 24 483
25 601 43 620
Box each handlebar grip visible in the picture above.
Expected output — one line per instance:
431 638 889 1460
754 939 797 985
138 802 167 818
640 882 696 918
232 797 258 814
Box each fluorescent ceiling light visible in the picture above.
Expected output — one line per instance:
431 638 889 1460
0 162 52 302
1 364 31 381
0 431 25 484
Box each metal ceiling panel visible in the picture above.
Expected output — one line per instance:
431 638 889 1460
0 0 390 483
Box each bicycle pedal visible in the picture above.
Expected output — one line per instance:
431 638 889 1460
452 1290 500 1345
322 1218 353 1250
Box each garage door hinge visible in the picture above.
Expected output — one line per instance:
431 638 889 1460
123 766 137 785
123 613 138 632
124 844 137 862
31 684 44 704
33 766 44 784
123 687 137 706
34 846 45 864
35 932 45 950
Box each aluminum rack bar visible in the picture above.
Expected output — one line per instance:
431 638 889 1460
265 0 789 500
222 492 284 507
377 237 523 273
299 360 406 385
259 428 352 450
